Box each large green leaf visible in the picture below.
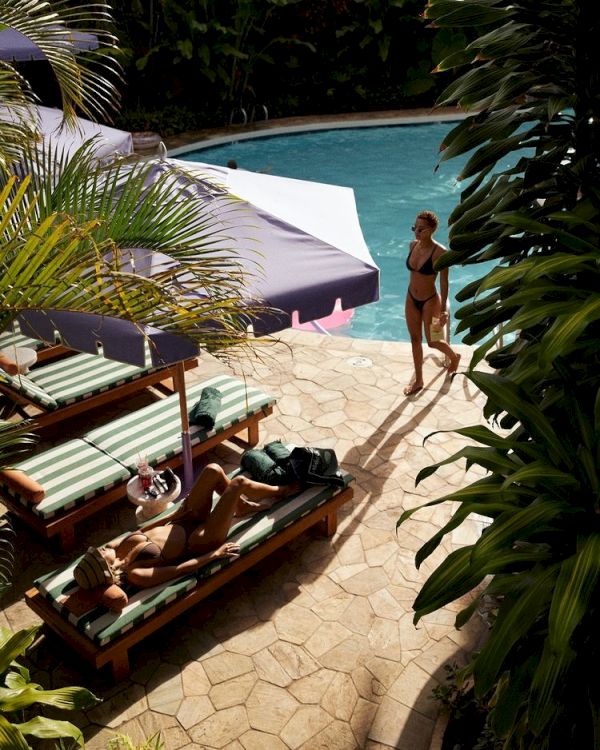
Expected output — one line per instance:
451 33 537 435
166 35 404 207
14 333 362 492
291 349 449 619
0 715 29 750
473 565 558 696
0 626 38 675
0 684 98 712
13 716 84 746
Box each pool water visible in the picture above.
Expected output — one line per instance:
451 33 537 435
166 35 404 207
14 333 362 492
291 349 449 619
181 123 487 342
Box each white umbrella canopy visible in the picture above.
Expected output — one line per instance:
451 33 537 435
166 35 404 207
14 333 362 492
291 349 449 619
15 155 380 487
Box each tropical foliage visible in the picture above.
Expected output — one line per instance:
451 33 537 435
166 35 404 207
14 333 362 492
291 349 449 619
0 625 99 748
398 0 600 748
112 0 465 129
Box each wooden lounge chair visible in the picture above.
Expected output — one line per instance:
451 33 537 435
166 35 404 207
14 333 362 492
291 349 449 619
0 375 275 550
25 474 354 680
0 328 71 364
0 351 197 429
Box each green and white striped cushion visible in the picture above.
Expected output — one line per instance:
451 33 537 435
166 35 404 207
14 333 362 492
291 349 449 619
85 375 276 471
0 330 45 351
27 353 159 406
0 372 58 409
34 473 353 646
0 439 131 520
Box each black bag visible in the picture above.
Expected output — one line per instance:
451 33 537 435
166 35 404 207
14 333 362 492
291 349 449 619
289 447 345 487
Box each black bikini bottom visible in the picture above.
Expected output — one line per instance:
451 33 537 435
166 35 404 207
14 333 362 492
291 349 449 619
408 289 436 312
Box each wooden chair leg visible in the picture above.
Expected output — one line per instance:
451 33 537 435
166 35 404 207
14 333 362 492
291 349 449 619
111 651 131 681
247 420 259 447
59 526 75 552
320 511 338 537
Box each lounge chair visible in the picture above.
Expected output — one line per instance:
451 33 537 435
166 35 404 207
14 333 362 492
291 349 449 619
0 375 275 549
0 351 197 429
25 473 353 680
0 328 71 364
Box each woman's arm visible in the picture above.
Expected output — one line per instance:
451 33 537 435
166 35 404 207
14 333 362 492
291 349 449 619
126 542 240 587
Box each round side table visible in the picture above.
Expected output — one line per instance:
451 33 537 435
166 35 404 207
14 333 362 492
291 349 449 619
127 473 182 523
0 346 37 374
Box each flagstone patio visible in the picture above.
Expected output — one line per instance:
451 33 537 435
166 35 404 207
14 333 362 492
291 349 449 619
1 329 489 749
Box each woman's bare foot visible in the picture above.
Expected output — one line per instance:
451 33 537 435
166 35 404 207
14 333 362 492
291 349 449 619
447 352 462 377
404 381 423 396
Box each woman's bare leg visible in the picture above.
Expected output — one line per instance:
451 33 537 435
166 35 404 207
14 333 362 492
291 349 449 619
404 294 424 395
181 463 231 523
423 297 461 375
187 475 290 553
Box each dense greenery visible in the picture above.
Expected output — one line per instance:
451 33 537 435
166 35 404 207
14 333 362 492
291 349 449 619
398 0 600 748
112 0 468 133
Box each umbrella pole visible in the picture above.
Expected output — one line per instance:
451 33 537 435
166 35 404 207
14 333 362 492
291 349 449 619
174 362 194 489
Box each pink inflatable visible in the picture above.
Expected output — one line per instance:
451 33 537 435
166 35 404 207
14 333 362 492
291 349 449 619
292 304 354 332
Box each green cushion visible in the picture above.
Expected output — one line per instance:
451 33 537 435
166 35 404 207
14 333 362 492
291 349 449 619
0 439 131 520
27 353 158 406
0 371 58 409
0 330 45 351
34 473 353 646
85 374 276 471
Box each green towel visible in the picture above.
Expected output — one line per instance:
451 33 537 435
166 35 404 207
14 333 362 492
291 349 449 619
189 387 222 429
264 440 292 465
241 449 288 485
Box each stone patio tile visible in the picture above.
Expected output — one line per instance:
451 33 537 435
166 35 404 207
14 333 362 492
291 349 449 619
202 652 254 684
87 683 148 728
299 719 359 749
221 620 279 655
351 697 379 747
273 602 321 644
296 570 344 601
304 620 353 658
310 591 354 621
341 595 376 635
268 641 320 680
367 617 402 661
330 561 369 583
189 705 250 748
388 661 440 720
210 671 258 709
240 730 289 749
177 695 215 729
399 612 432 652
319 634 371 672
146 663 184 715
246 680 299 733
320 671 359 720
280 705 334 749
253 647 294 687
364 540 399 567
339 566 390 596
180 660 211 696
369 696 434 750
368 588 406 620
288 668 337 704
415 638 467 679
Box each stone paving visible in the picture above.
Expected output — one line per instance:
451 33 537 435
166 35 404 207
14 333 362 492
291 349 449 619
1 330 490 749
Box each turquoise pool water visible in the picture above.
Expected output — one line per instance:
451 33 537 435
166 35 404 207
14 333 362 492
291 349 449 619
181 123 483 342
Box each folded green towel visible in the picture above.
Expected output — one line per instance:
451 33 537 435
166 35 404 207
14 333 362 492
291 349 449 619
264 440 292 465
189 387 222 429
241 449 288 486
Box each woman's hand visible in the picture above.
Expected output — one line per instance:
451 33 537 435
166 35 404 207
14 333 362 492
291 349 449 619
212 542 241 560
439 310 449 323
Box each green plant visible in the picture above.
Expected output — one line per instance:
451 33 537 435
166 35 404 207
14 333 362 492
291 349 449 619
107 731 164 750
0 625 99 747
398 0 600 748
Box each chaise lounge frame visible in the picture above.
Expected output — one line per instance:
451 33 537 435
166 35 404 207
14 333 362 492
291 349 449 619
26 484 353 680
0 358 198 431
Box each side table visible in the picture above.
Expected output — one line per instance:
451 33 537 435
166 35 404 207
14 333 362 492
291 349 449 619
127 473 182 523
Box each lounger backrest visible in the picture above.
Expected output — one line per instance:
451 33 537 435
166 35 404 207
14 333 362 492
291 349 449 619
34 475 353 646
85 374 276 471
0 372 58 409
0 330 44 351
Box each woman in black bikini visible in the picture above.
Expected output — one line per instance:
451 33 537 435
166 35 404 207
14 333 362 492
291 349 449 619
404 210 461 396
74 464 294 598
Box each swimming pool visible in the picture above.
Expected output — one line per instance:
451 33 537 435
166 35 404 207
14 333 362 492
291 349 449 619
180 122 482 342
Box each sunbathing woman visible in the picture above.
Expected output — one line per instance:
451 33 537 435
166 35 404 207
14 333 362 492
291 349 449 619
404 210 461 396
74 463 294 599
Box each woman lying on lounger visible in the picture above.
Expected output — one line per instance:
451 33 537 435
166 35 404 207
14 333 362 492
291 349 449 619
74 464 295 598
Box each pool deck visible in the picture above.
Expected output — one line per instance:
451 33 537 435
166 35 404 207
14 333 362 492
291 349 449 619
2 328 490 750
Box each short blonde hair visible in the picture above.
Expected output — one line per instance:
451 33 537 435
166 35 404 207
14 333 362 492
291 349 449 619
416 210 439 231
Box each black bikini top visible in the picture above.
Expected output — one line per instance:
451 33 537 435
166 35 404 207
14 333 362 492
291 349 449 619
406 245 437 276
